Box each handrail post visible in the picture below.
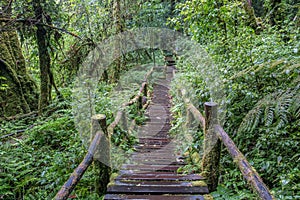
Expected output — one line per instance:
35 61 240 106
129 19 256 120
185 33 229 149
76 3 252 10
138 96 143 110
202 102 221 192
144 82 147 97
138 83 147 110
91 114 111 195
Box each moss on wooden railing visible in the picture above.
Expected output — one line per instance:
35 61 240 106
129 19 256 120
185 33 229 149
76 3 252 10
179 88 275 200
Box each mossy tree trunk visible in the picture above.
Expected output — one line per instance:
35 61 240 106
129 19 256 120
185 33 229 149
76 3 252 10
269 0 282 26
110 0 123 83
33 0 52 114
243 0 261 33
0 1 38 117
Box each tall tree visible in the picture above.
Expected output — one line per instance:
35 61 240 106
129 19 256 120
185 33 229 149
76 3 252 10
33 0 52 114
111 0 124 82
0 0 37 117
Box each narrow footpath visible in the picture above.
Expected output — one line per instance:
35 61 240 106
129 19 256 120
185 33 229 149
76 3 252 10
104 65 210 200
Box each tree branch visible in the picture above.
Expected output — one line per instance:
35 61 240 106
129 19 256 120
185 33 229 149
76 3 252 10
0 18 82 40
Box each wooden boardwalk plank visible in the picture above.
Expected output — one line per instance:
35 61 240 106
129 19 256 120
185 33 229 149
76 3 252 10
104 194 205 200
116 174 205 181
105 65 210 199
107 185 209 194
122 164 182 171
114 180 207 187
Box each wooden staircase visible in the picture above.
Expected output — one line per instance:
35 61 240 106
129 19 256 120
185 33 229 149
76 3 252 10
104 64 211 200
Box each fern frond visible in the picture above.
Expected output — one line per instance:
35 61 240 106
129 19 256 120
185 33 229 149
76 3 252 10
251 108 263 132
238 87 298 133
264 106 274 126
238 105 263 133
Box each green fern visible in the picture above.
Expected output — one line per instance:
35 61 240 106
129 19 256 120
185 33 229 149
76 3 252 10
238 82 299 133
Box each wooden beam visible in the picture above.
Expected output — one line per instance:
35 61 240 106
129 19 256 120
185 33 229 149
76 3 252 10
108 67 153 136
201 102 221 192
179 88 205 128
215 125 275 200
55 131 103 200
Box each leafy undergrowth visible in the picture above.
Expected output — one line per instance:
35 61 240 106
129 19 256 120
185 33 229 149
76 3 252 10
0 106 92 199
169 24 300 199
0 63 160 199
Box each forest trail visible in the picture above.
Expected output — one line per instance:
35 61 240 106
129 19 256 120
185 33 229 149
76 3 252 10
104 64 210 199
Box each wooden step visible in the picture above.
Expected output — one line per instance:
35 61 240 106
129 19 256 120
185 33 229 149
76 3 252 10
116 173 205 181
114 180 201 186
104 194 206 200
107 185 208 194
122 164 182 172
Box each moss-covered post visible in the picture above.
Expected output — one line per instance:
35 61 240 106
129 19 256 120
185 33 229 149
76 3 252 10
138 95 143 110
120 110 128 131
91 114 111 195
202 102 221 192
143 83 147 97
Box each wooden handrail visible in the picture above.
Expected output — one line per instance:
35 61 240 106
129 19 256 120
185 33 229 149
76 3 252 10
55 131 103 200
178 89 275 199
55 67 154 199
215 124 275 200
108 67 153 135
179 88 205 128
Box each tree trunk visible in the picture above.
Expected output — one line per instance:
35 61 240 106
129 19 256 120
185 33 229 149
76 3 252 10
33 0 52 114
243 0 261 33
0 0 38 117
269 0 282 26
110 0 123 82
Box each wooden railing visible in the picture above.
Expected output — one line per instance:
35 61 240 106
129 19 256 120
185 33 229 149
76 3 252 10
179 88 275 200
54 67 153 200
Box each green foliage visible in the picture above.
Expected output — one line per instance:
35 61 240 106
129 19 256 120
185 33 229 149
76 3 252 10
2 0 299 198
128 0 171 28
211 185 256 200
169 0 300 199
0 76 148 198
0 76 8 91
0 111 90 199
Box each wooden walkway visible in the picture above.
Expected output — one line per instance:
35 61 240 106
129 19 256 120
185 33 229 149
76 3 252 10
55 56 274 200
104 66 210 199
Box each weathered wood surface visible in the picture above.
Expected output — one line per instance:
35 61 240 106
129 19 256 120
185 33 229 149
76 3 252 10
202 102 221 192
55 131 103 200
215 125 275 200
115 173 205 181
104 65 210 199
108 67 153 135
107 185 209 194
177 70 274 199
179 88 205 128
105 194 206 200
55 67 154 199
91 114 111 195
